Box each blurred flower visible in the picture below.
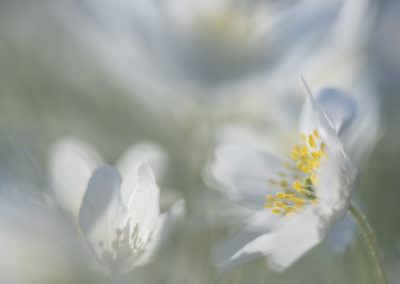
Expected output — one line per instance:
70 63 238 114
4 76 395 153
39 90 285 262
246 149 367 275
79 164 184 273
47 136 168 222
55 0 375 109
47 136 183 273
0 180 85 284
210 83 357 272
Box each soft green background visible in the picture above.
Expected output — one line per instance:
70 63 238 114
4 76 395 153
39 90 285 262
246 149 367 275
0 1 399 283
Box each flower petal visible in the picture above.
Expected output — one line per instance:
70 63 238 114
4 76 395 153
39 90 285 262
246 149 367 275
300 87 357 134
208 143 287 210
215 208 323 272
339 82 382 166
133 199 185 268
325 213 357 253
116 141 168 205
299 80 357 220
48 137 102 221
126 163 160 246
214 210 281 270
79 165 129 266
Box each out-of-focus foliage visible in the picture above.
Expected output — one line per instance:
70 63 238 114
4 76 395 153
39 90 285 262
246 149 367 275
0 0 399 283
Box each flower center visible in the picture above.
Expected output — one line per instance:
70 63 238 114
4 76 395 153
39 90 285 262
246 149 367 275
264 130 326 216
97 222 147 267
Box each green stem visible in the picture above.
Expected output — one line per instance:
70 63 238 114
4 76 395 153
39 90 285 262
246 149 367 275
348 202 387 284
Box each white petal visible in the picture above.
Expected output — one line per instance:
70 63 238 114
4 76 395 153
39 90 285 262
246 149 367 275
300 87 356 134
126 163 160 246
48 136 102 221
325 213 356 253
300 81 357 220
215 209 324 272
214 210 281 269
208 143 287 210
316 142 356 223
266 209 325 271
116 141 168 204
79 165 129 266
133 199 185 268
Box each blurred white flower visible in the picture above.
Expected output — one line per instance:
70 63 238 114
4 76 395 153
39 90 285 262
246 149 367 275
79 164 184 273
48 137 168 222
210 83 357 272
0 182 85 284
47 136 183 273
55 0 375 108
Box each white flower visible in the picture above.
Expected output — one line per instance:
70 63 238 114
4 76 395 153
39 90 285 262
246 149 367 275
210 82 357 272
47 137 168 222
79 163 184 273
54 0 374 107
47 137 184 273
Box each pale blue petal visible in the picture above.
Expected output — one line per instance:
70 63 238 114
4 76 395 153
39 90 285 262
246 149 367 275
79 165 129 266
325 213 357 253
300 87 356 134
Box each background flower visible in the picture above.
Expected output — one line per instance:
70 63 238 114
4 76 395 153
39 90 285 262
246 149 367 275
47 136 168 222
0 0 399 283
79 164 184 273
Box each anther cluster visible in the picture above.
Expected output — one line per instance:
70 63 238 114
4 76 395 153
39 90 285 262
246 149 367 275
264 130 326 216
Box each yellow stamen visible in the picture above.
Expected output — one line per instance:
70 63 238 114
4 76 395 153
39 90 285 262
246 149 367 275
295 161 302 169
292 180 302 191
264 131 327 216
294 203 303 209
308 134 316 148
320 142 326 152
311 150 322 159
300 146 308 155
310 173 317 185
290 150 299 160
276 192 285 198
301 165 311 173
298 189 306 194
264 203 273 208
266 194 275 201
272 208 281 214
307 158 320 169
